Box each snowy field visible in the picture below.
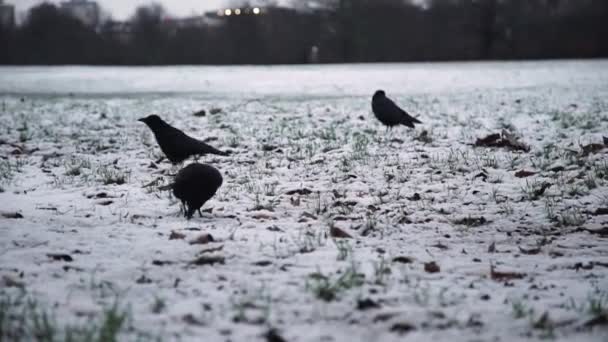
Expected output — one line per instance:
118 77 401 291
1 61 608 341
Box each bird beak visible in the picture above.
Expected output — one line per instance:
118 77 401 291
137 118 145 122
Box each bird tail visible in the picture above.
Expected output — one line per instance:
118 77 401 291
401 120 415 129
215 149 230 156
208 147 230 156
401 114 421 128
198 142 230 156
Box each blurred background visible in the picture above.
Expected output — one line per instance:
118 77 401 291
0 0 606 65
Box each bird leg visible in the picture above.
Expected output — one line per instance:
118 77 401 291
185 207 195 220
385 126 394 145
198 209 203 218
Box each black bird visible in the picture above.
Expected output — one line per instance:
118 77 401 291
172 163 223 219
138 114 228 164
372 90 421 130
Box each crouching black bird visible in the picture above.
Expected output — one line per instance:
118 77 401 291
138 114 228 164
372 90 421 130
172 163 223 219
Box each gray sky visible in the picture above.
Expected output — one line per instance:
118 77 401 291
6 0 231 20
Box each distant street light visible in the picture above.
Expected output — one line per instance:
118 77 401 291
224 9 232 16
234 8 241 15
253 7 261 15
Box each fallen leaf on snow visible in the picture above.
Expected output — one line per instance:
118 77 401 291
584 227 608 236
62 265 84 272
453 216 488 227
190 255 225 266
330 225 352 239
424 261 440 273
169 231 186 240
549 165 565 172
583 314 608 328
262 144 279 152
253 260 272 267
357 298 380 310
197 245 224 255
473 172 488 181
490 265 526 281
392 256 414 264
300 212 318 220
475 133 500 146
1 212 23 219
390 322 416 334
152 260 174 266
192 109 206 117
182 314 205 326
431 242 449 250
407 193 421 201
2 275 25 289
571 261 608 271
263 328 287 342
591 208 608 216
518 246 541 255
581 143 605 156
373 312 400 323
474 131 530 152
515 170 537 178
47 253 73 262
533 182 552 198
189 233 214 245
285 188 312 195
136 275 152 284
252 213 275 220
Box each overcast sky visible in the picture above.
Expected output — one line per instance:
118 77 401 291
5 0 233 20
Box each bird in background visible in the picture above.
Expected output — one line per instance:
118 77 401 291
372 90 422 131
138 114 229 164
171 163 223 219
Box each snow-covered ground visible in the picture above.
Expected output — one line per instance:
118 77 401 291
1 61 607 341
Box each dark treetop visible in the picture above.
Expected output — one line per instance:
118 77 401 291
2 1 607 65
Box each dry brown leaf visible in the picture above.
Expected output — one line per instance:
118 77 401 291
490 265 526 281
330 225 353 239
169 231 186 240
189 233 214 245
515 170 537 178
424 261 440 273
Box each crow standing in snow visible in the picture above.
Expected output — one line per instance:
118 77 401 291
171 163 223 219
372 90 422 130
138 114 228 164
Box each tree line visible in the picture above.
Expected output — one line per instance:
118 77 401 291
0 0 606 65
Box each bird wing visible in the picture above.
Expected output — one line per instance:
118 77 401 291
383 97 407 122
385 97 421 125
400 108 422 124
177 130 228 157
